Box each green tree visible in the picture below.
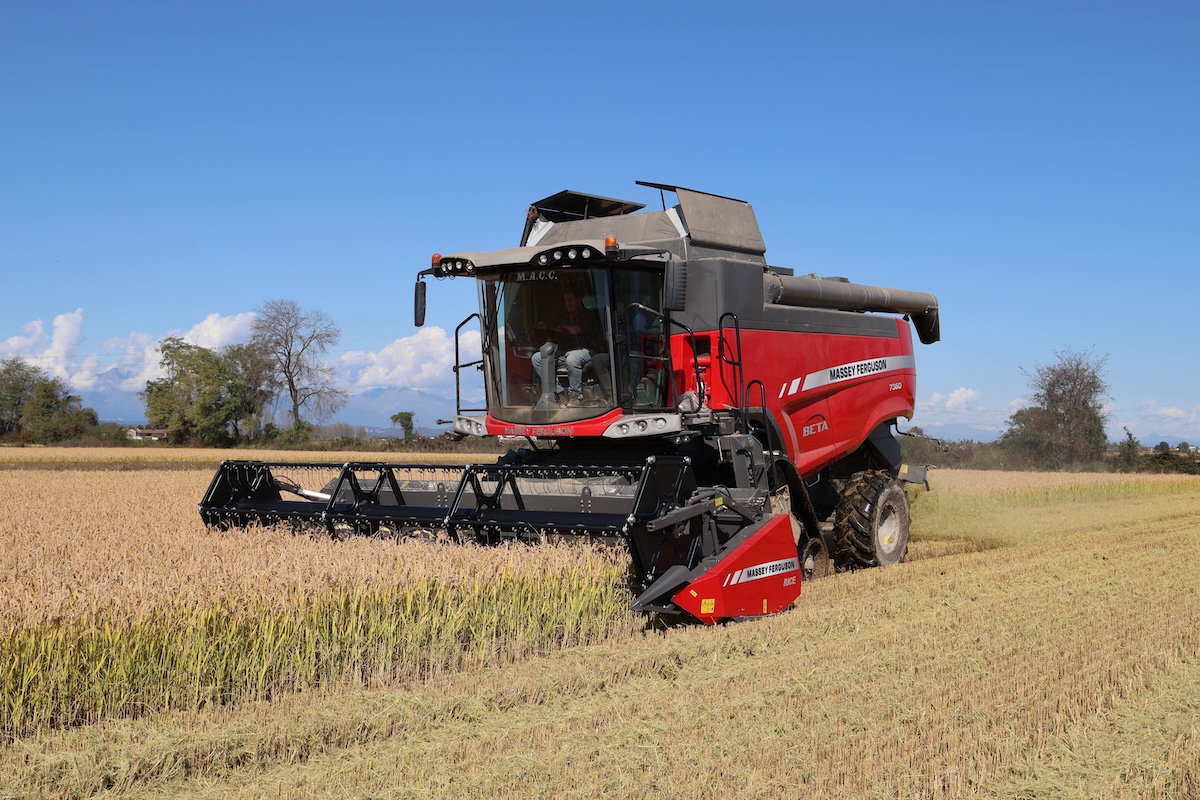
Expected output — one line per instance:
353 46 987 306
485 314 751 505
142 338 228 445
21 377 96 442
1116 427 1141 471
1000 349 1110 468
251 299 347 430
141 338 274 446
390 411 416 440
223 342 278 439
0 357 41 436
1154 441 1172 454
1179 442 1191 455
0 357 99 443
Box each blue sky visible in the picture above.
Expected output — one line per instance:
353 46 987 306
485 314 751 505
2 2 1197 442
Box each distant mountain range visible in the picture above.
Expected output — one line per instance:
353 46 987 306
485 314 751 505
86 368 150 424
336 386 462 434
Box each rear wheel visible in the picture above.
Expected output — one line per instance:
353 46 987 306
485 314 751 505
831 470 910 570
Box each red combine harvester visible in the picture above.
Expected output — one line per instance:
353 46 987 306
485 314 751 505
200 182 940 624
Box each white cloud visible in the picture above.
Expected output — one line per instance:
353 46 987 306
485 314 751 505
91 312 257 393
917 386 984 413
0 320 49 355
341 326 481 392
1139 400 1190 422
912 386 1011 439
945 387 981 409
1 308 90 384
99 330 166 391
1 308 88 379
46 309 87 373
1 309 259 396
183 312 256 350
1114 400 1200 441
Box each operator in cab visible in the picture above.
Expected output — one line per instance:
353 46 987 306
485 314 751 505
530 286 612 406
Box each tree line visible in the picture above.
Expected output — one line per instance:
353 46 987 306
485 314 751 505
0 318 1190 471
0 299 351 447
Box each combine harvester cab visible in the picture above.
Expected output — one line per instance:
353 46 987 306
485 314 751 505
201 182 940 624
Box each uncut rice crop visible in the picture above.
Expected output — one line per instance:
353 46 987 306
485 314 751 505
0 467 637 740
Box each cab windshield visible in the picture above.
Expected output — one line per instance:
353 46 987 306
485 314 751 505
481 265 668 426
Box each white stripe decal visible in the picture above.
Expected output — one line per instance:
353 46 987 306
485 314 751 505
783 354 916 397
727 557 799 585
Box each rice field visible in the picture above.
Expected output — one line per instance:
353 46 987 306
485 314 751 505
0 463 637 742
2 457 1199 798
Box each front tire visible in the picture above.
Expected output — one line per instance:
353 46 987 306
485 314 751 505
831 470 910 570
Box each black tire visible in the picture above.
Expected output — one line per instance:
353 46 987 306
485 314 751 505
831 470 910 570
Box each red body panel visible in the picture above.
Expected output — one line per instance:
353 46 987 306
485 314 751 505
696 320 917 477
672 513 801 624
486 318 916 469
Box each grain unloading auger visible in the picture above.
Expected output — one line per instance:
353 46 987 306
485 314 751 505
200 182 940 624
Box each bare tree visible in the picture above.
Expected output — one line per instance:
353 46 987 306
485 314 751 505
251 299 348 429
1001 349 1110 467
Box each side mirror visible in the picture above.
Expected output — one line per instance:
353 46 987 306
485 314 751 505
414 280 427 327
664 259 688 312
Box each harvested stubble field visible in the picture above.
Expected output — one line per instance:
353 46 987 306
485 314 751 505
2 452 1199 799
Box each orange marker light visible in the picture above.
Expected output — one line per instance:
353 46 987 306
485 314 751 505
431 253 442 266
604 235 618 253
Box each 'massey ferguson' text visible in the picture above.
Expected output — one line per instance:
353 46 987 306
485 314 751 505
828 358 887 382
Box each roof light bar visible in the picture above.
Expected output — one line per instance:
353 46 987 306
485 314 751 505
533 245 597 268
432 253 476 276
